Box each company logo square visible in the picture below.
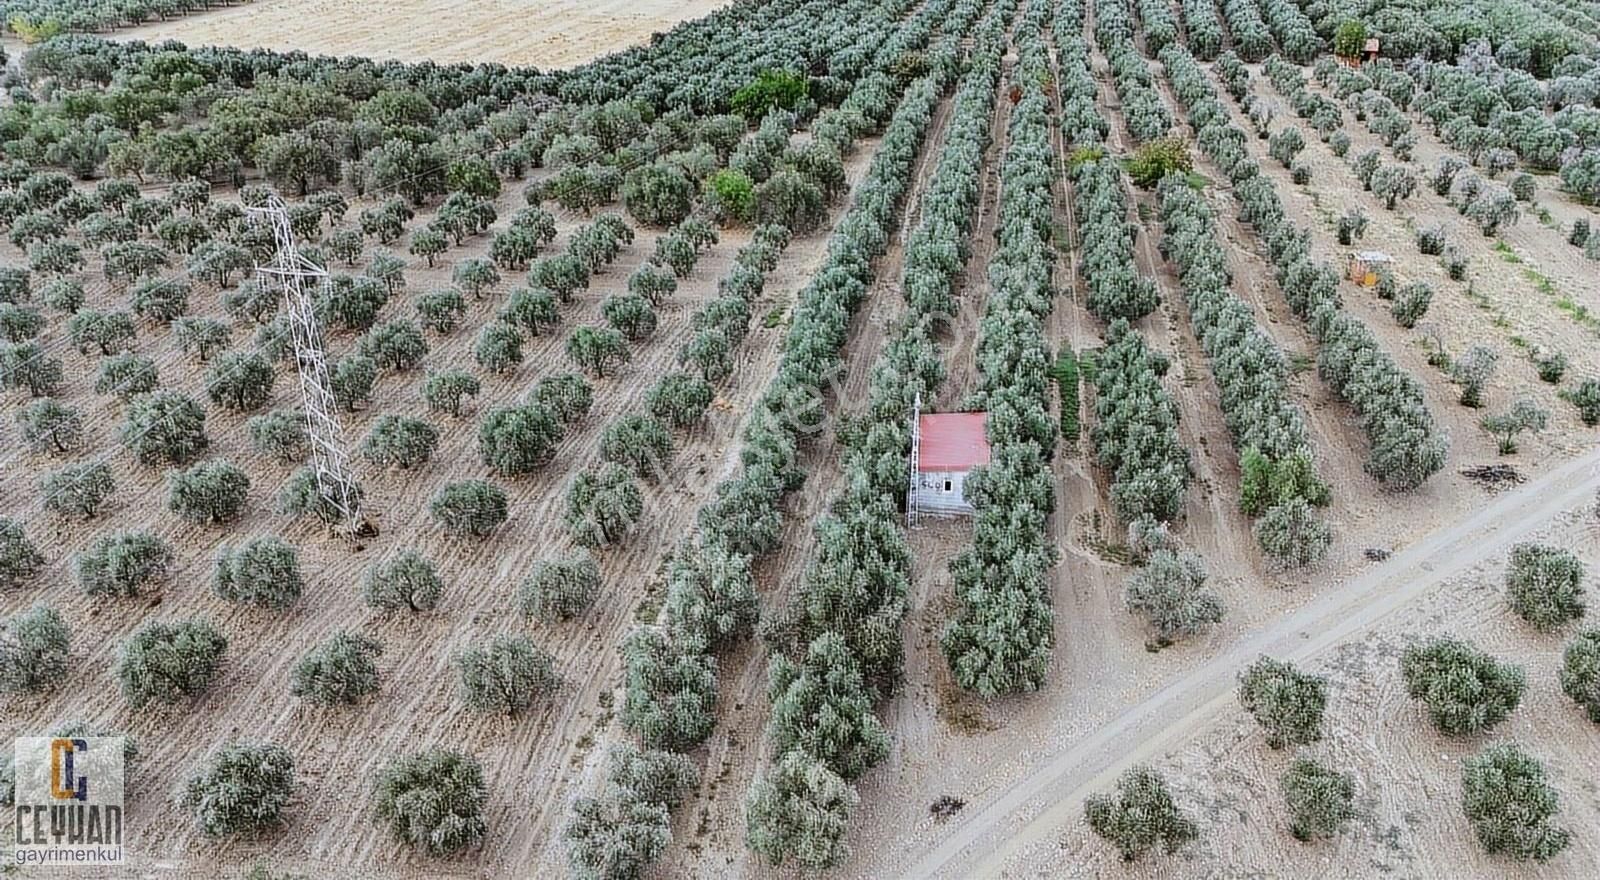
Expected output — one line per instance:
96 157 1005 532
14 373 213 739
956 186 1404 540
12 737 126 867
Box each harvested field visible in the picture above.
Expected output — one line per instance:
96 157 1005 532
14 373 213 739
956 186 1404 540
111 0 736 68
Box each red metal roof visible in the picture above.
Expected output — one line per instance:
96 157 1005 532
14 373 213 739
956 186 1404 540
917 412 990 472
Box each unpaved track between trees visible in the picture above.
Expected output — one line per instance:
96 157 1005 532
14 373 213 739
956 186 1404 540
901 445 1600 879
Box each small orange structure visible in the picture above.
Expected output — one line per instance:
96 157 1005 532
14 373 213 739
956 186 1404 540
1347 250 1394 287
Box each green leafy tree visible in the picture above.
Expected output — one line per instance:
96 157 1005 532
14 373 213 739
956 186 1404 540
0 605 69 694
415 288 468 334
1461 744 1570 862
533 373 594 423
247 409 310 463
475 320 524 373
1280 758 1356 841
1237 656 1328 748
214 537 302 610
430 480 508 538
17 399 83 454
363 415 440 469
500 286 560 337
565 463 644 547
457 635 559 714
364 552 444 613
519 554 601 623
647 372 714 428
182 742 295 837
1085 766 1198 862
1125 548 1224 648
423 369 480 416
731 69 808 118
1400 637 1525 735
745 749 856 870
122 390 209 465
291 632 383 706
567 326 630 377
205 350 276 411
76 532 173 598
1559 628 1600 722
41 462 116 519
705 168 755 225
95 353 159 399
1505 543 1586 630
373 750 486 855
478 404 563 475
599 414 673 478
620 625 717 751
1333 20 1367 58
117 619 228 708
168 459 251 524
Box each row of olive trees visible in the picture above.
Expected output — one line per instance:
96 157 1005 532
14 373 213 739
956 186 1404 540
942 4 1055 703
570 7 988 874
739 6 1014 871
1091 0 1174 145
1193 51 1449 491
1154 172 1332 567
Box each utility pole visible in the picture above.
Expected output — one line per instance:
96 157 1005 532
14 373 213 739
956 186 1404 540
249 197 373 539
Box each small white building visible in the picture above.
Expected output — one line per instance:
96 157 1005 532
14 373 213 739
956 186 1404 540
907 407 991 523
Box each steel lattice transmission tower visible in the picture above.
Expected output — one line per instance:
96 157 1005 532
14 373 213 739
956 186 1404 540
250 197 372 538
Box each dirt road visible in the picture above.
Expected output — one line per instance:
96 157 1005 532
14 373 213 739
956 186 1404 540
902 446 1600 879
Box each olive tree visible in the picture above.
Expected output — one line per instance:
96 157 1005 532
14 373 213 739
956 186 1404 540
564 744 697 880
181 742 295 837
662 541 756 648
415 288 468 335
174 316 231 362
457 634 559 714
601 293 657 340
41 462 116 519
205 351 276 411
17 399 83 454
423 369 481 416
500 286 560 337
373 750 486 855
478 403 563 475
567 326 630 377
533 373 594 423
214 537 302 610
565 463 644 547
1391 281 1432 328
1505 543 1586 631
95 352 159 399
1280 758 1356 842
168 459 251 524
1400 637 1525 735
331 354 378 411
475 320 524 373
130 277 190 324
291 632 383 706
359 318 428 371
0 518 43 590
76 532 173 598
430 480 509 538
620 625 717 751
1237 656 1327 748
647 372 713 428
627 263 677 305
68 309 136 355
364 551 444 613
452 257 501 299
623 163 694 227
745 749 856 870
117 619 228 708
1451 345 1498 407
767 633 889 781
247 409 310 463
1085 766 1198 862
0 342 64 397
1461 744 1570 862
0 605 69 694
519 554 601 623
363 415 440 469
1254 499 1332 568
1481 398 1548 455
599 414 673 478
1559 628 1600 722
122 390 209 465
1124 548 1224 648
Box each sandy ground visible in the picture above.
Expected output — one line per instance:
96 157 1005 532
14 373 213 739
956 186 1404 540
110 0 736 69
